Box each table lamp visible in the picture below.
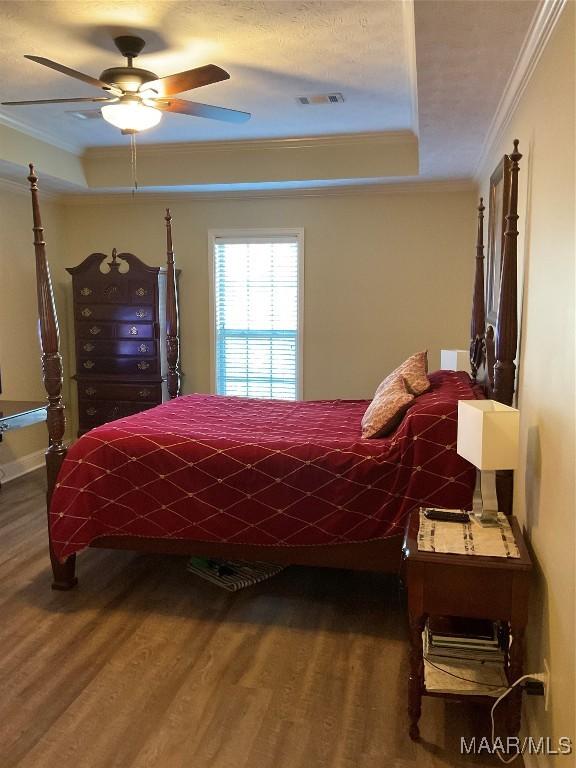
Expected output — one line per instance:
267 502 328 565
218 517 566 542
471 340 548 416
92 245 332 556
441 349 470 373
456 400 520 526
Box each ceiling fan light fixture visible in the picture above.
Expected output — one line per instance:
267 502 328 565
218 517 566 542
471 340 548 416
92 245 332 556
101 100 162 132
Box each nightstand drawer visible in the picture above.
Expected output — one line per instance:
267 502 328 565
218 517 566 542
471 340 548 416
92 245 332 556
419 563 514 620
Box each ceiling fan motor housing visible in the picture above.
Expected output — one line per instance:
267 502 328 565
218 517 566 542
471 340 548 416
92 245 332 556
99 67 158 93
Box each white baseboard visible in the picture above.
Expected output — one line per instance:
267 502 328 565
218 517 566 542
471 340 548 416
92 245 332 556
0 449 46 484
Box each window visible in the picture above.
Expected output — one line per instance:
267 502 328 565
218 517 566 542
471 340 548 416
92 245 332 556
210 230 303 400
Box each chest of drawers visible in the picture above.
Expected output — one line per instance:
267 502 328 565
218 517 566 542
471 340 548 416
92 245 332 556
67 250 172 436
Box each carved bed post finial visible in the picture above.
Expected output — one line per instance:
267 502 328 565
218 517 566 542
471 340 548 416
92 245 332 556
470 196 486 380
28 164 66 455
494 140 522 407
165 208 181 399
28 164 76 589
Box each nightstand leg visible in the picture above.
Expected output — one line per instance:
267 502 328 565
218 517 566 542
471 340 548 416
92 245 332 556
506 624 525 736
408 613 426 740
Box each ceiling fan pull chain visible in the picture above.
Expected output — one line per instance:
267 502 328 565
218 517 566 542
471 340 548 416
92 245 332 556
130 132 138 196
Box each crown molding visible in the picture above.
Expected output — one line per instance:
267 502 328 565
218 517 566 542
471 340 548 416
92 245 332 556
0 111 81 155
0 176 59 201
0 175 64 201
474 0 567 179
82 131 417 160
59 178 475 206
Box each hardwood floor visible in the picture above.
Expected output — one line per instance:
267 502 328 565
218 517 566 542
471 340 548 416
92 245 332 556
0 470 511 768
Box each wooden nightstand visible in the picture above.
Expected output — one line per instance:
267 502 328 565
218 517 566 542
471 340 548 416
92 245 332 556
402 509 532 741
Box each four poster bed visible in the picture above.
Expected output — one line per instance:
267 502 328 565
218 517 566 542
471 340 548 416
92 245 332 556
27 140 522 591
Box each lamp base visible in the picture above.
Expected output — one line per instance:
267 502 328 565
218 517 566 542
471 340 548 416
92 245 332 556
474 508 500 527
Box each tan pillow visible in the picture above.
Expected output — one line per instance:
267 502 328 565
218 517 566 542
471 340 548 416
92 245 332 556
376 351 430 397
361 375 414 439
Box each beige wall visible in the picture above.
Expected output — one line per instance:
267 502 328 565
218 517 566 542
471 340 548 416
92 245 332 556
478 3 575 757
58 188 475 406
0 185 69 471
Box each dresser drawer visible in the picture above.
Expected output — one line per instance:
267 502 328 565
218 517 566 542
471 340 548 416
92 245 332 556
129 283 155 304
78 357 159 375
79 400 158 426
77 340 157 357
116 323 156 339
76 322 115 340
78 382 162 402
75 305 154 322
74 282 129 304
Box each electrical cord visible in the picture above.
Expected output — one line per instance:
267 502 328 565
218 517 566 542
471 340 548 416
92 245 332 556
490 673 542 764
425 657 545 764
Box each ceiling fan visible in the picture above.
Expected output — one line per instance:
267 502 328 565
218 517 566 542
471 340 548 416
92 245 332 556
1 35 250 133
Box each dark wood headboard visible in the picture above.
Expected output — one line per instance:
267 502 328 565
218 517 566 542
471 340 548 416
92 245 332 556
469 139 522 514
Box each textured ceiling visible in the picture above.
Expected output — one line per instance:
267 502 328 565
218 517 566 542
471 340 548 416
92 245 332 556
0 0 541 183
414 0 539 178
0 0 414 147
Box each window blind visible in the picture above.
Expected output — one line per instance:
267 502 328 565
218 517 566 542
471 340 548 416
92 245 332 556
213 235 301 400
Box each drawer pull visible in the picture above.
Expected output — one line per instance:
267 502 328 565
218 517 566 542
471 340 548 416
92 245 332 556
137 361 150 371
129 326 138 336
81 308 93 317
89 326 101 336
138 389 152 398
111 406 120 418
85 387 97 396
86 407 97 416
135 287 148 297
80 287 92 296
83 360 95 369
135 309 147 319
105 285 119 297
138 343 149 353
83 342 95 352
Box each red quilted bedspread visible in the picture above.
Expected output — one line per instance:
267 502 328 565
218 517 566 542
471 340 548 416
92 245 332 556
50 371 479 562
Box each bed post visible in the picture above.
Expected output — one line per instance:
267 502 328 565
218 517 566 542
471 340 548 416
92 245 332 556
470 197 486 380
494 140 522 516
165 208 181 399
28 165 77 589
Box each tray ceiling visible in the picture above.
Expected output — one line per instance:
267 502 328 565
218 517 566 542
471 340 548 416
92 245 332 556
0 1 415 146
0 0 541 187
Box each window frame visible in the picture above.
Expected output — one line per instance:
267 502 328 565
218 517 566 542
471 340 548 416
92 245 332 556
208 227 305 400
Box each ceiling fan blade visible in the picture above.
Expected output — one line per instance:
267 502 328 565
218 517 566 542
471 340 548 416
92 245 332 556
155 97 250 123
24 55 122 96
2 96 116 106
143 65 230 97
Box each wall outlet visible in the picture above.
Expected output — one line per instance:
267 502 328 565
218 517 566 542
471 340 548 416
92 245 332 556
544 658 550 711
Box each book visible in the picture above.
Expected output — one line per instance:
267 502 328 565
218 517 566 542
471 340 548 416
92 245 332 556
428 615 496 641
424 627 504 665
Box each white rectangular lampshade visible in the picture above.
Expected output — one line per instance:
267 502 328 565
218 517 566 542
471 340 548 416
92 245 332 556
441 349 470 372
457 400 520 470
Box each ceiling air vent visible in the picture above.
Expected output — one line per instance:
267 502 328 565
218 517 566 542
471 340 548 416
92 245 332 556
296 93 345 105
